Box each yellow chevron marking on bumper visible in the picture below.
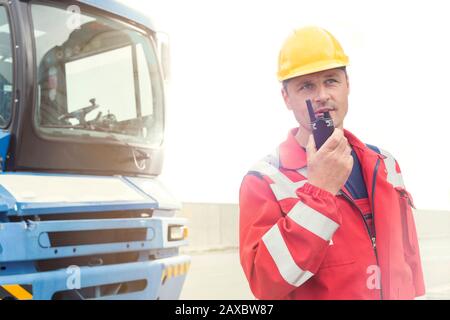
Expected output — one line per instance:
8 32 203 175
1 285 33 300
166 266 173 279
161 262 191 282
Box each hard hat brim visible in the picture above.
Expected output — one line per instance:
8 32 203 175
277 59 349 82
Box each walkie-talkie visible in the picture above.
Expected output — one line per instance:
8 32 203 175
306 99 335 150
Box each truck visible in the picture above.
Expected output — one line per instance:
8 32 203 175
0 0 190 300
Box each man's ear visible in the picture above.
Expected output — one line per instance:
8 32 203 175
281 87 292 111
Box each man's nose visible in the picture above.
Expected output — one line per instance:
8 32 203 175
313 85 330 105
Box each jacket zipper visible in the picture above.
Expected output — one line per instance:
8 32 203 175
370 158 383 300
339 157 383 299
340 191 376 250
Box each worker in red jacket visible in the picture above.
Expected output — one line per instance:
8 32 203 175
239 26 425 300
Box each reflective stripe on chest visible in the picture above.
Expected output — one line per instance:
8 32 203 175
250 159 307 202
378 148 405 189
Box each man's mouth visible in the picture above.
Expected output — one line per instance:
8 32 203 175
314 107 335 117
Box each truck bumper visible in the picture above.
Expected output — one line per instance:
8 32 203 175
0 254 191 300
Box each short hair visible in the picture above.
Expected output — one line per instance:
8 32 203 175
282 66 347 91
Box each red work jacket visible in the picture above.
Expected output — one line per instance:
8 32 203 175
239 128 425 299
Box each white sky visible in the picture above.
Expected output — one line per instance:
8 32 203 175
122 0 450 210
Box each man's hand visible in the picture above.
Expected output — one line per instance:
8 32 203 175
306 128 353 195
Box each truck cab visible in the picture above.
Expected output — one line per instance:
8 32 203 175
0 0 190 300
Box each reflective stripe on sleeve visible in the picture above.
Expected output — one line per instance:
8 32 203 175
287 201 339 241
262 224 314 287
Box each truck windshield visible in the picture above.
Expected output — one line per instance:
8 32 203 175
31 3 164 147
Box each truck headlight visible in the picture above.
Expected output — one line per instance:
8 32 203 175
168 225 188 241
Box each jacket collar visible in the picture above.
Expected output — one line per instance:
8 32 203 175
278 128 307 170
279 127 378 170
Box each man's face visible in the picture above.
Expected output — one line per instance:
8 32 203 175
281 68 350 132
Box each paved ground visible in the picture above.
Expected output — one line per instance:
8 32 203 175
180 249 254 300
419 237 450 299
180 245 450 300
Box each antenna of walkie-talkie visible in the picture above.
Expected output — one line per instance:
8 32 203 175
306 99 316 122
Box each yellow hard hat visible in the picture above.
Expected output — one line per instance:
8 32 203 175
277 26 349 81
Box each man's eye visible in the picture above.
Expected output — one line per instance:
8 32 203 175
325 79 338 84
300 83 314 90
